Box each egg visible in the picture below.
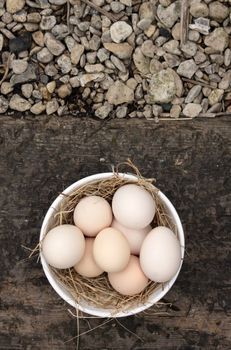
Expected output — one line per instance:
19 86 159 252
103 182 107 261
74 238 103 278
140 226 182 283
73 195 112 237
42 224 85 269
112 184 155 229
93 227 130 272
108 255 149 296
111 219 151 255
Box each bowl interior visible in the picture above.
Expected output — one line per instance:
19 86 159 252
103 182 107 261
40 173 185 317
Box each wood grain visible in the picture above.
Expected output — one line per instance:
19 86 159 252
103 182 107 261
0 116 230 350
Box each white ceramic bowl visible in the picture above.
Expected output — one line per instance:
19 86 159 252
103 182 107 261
40 173 185 317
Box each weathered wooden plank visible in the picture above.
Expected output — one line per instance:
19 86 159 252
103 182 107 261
0 116 230 350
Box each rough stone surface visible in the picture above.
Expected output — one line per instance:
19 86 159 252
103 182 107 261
209 2 229 23
110 21 133 43
9 94 31 111
183 103 202 117
133 47 150 75
0 96 9 113
157 2 180 28
103 42 133 59
6 0 25 13
177 59 198 79
208 89 224 106
106 80 134 105
11 59 28 74
44 33 65 56
149 68 176 103
204 28 229 52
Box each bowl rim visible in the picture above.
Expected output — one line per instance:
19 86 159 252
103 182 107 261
40 172 185 317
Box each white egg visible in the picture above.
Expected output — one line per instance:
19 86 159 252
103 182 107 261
140 226 182 283
42 224 85 269
73 195 112 237
112 184 156 229
111 219 151 255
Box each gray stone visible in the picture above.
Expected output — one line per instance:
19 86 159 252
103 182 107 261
188 30 200 42
157 2 180 28
13 10 27 23
77 21 90 32
111 1 125 13
71 44 84 65
79 73 105 87
190 3 209 18
97 48 110 62
21 83 33 98
103 42 133 59
32 31 44 46
164 53 181 68
224 49 231 67
204 28 229 52
208 89 224 105
218 71 231 90
52 24 69 37
1 82 13 95
26 0 50 8
40 15 56 30
69 76 80 88
37 47 53 63
149 59 163 74
44 33 65 56
141 40 156 58
177 59 198 79
57 54 72 73
45 63 58 76
116 105 127 118
95 102 113 119
120 0 131 6
10 64 37 86
209 1 229 22
6 0 25 13
133 47 150 75
46 99 59 115
149 68 176 103
181 41 197 57
137 19 152 31
163 40 181 55
106 80 134 105
11 59 28 74
30 101 46 115
9 94 31 111
110 21 132 43
139 2 155 21
27 12 41 23
183 103 202 117
0 96 8 114
185 85 202 103
85 64 104 73
86 52 97 64
49 0 67 4
111 55 126 72
89 34 101 51
152 104 163 117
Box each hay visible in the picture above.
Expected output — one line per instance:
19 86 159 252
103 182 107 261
40 161 178 314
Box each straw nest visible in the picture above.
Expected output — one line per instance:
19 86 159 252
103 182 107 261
40 162 177 314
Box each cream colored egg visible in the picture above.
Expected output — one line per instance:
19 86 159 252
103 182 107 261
73 195 112 237
74 238 103 278
112 184 155 229
42 224 85 269
108 255 149 296
111 219 151 255
93 227 130 272
140 226 182 283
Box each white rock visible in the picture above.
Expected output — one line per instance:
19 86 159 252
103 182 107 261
170 105 181 118
190 3 209 18
163 40 181 55
189 17 210 35
209 1 229 23
1 82 13 95
49 0 67 4
183 103 202 118
116 105 128 118
110 21 132 43
95 102 113 119
6 0 25 14
139 2 155 21
11 59 28 74
181 41 197 57
106 80 134 105
9 94 31 112
85 64 104 73
57 54 72 73
149 68 176 103
40 16 56 30
120 0 131 6
185 85 202 103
